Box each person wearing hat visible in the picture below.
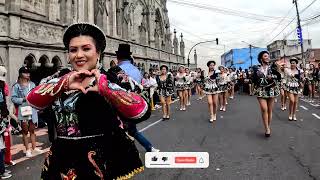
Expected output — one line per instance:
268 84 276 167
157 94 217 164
116 44 142 84
203 60 220 122
26 22 148 179
217 66 229 112
11 66 41 158
252 51 281 137
283 57 303 121
157 65 174 120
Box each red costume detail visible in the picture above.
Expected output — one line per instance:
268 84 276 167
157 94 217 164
26 73 71 110
88 151 104 179
98 74 148 119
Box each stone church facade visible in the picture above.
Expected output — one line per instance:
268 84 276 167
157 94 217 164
0 0 188 86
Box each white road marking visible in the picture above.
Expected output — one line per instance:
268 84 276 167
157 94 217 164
139 119 163 132
300 105 308 110
312 113 320 120
139 99 179 132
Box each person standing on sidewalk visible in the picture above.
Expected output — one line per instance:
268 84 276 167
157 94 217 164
0 131 11 179
11 67 42 158
0 66 16 166
112 44 159 152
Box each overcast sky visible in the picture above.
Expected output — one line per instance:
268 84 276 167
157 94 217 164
167 0 320 69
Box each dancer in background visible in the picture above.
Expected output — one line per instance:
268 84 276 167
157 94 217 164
306 64 316 102
195 68 205 100
284 58 303 121
185 67 193 106
204 61 220 122
176 66 187 111
218 66 229 112
157 65 174 120
279 64 287 111
229 67 237 99
252 51 281 137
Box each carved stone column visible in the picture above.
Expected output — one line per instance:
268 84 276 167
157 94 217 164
78 0 85 22
88 0 94 24
180 33 185 57
173 29 178 55
7 45 23 87
5 0 21 13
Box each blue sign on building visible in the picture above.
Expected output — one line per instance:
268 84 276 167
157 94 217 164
221 47 267 70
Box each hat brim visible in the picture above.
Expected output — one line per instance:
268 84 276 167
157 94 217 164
0 76 6 82
63 23 106 52
115 51 132 55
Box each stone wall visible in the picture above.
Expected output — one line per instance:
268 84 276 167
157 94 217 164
0 0 188 86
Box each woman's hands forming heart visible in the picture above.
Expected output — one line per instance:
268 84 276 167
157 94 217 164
68 70 101 94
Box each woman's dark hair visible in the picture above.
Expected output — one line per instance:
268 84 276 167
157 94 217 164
257 51 269 64
289 58 298 64
160 65 168 71
63 23 106 54
207 60 216 67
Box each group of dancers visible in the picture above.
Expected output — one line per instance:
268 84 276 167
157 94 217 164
158 50 313 138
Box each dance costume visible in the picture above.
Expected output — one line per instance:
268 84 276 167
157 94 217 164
175 73 187 91
280 71 287 90
185 74 193 90
253 64 281 98
203 71 220 95
27 70 148 180
305 69 317 86
194 72 204 89
284 68 302 95
218 73 229 92
158 74 174 97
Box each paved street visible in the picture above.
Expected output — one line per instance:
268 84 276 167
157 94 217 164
6 94 320 180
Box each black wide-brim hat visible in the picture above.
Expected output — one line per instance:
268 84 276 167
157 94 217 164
289 57 299 64
63 22 106 53
207 60 216 67
116 44 132 57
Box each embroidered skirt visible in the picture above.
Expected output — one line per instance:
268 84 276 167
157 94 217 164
41 128 143 180
159 88 174 97
203 79 220 95
254 85 280 98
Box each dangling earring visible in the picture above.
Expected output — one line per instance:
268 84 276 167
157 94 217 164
96 59 101 69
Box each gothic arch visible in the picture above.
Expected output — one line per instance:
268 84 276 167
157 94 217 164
130 0 148 43
39 55 50 66
24 54 36 69
155 9 164 37
52 56 62 68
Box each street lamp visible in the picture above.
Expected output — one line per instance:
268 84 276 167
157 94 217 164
187 38 218 67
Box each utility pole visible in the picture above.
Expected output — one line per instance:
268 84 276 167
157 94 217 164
249 44 253 67
293 0 305 67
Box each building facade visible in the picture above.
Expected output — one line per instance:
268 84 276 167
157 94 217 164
267 39 312 61
221 47 267 70
0 0 188 86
